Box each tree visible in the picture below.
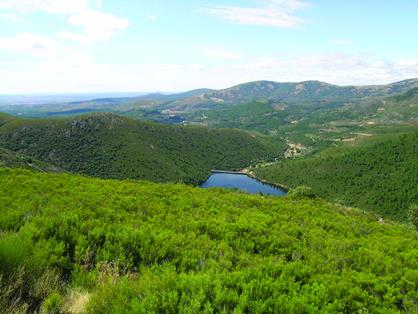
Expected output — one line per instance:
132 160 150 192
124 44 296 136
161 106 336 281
407 204 418 230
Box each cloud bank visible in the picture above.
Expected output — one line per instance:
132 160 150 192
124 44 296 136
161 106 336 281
0 0 129 43
1 52 417 93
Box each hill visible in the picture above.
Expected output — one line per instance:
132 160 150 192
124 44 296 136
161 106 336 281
112 78 418 118
0 113 282 184
0 147 63 173
254 129 418 221
375 87 418 122
202 78 418 104
185 83 418 154
2 79 418 121
0 168 417 313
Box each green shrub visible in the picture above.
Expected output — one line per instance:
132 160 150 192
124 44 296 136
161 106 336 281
0 233 31 275
256 131 418 221
41 291 63 314
407 204 418 230
0 168 417 313
288 185 317 199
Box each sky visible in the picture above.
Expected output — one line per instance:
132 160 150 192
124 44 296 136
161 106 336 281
0 0 418 94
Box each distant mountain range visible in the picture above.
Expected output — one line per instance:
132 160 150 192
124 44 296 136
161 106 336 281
1 79 418 118
160 78 418 109
0 92 150 106
124 78 418 113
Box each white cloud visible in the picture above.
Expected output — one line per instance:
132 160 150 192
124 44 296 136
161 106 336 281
0 32 56 57
0 0 128 42
229 53 418 86
197 46 242 60
0 0 95 14
202 0 309 28
57 31 89 43
0 12 21 22
332 39 353 45
146 14 157 21
68 9 129 42
2 53 417 94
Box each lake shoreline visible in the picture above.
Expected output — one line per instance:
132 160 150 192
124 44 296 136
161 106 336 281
241 168 290 192
207 169 290 192
201 169 288 195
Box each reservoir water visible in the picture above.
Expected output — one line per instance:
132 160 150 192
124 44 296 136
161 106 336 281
200 172 286 196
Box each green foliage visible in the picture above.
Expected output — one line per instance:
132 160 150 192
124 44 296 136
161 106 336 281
41 291 63 314
255 130 418 221
0 147 63 173
0 113 281 184
3 83 418 163
408 204 418 230
288 185 317 199
186 87 418 155
192 100 292 135
0 233 31 275
0 168 417 313
374 87 418 122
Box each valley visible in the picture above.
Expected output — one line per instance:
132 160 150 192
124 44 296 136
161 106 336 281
0 79 417 313
1 79 417 219
254 128 418 221
0 112 282 184
2 1 418 312
3 79 417 157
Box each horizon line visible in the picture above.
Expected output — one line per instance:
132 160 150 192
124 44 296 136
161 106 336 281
0 77 417 97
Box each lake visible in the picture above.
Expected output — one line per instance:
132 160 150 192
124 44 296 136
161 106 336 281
200 172 286 196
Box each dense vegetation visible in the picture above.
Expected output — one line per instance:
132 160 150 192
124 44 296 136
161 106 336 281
180 85 418 155
2 80 418 159
0 168 417 313
0 147 63 173
255 129 418 221
1 81 417 313
377 87 418 122
0 112 282 184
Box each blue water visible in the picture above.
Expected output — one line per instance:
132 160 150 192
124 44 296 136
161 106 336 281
200 172 286 196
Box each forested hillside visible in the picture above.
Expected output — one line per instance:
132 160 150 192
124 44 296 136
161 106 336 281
0 147 63 173
255 129 418 221
0 168 417 313
184 86 418 155
0 113 282 183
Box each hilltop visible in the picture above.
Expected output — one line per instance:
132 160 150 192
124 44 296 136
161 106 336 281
189 79 418 106
0 112 282 184
2 78 418 120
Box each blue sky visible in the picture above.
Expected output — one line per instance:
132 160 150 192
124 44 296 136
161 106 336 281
0 0 417 94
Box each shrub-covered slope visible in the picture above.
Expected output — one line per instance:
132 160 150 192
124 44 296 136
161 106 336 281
0 112 281 183
0 147 63 173
0 168 417 313
255 130 418 221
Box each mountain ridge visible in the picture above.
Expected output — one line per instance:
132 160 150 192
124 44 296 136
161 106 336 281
2 78 418 118
0 112 282 183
